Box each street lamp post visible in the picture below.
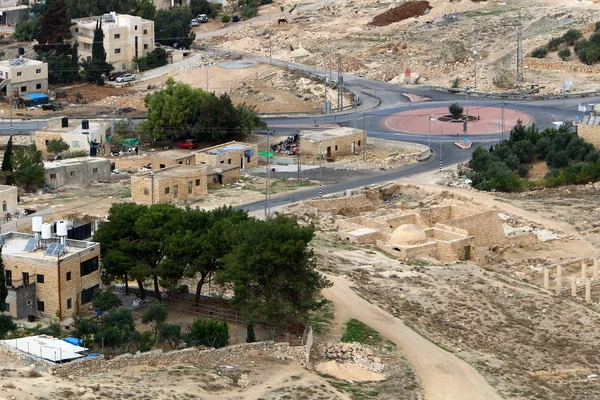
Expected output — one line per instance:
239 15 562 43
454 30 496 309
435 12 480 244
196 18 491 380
362 112 367 162
430 117 442 172
309 139 323 198
465 85 470 139
428 114 432 149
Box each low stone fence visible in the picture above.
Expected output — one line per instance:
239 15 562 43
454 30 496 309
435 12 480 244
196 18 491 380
48 341 309 378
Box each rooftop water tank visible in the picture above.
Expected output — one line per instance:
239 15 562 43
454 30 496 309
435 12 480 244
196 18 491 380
32 216 43 233
41 223 52 240
56 220 68 237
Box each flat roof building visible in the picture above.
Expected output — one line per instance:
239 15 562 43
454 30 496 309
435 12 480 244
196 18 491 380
152 150 196 170
35 117 111 156
44 157 112 190
131 164 208 205
300 127 364 159
2 225 101 320
0 57 48 100
194 141 258 170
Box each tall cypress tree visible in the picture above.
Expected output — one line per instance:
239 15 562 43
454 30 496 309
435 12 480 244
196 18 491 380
0 247 8 313
81 20 113 85
2 135 14 185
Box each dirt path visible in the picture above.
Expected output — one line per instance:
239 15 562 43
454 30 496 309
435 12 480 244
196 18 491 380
322 273 501 400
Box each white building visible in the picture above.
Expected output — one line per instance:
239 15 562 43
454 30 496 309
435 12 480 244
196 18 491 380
71 13 155 72
35 117 112 156
0 57 48 100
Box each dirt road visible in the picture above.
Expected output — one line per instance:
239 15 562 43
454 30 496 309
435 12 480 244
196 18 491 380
322 274 501 400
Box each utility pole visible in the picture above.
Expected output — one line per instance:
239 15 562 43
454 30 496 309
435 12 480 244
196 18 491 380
502 10 524 83
428 115 432 149
473 31 479 90
296 127 301 182
319 140 322 198
465 86 470 139
362 112 367 162
337 55 343 112
265 130 271 217
501 102 505 142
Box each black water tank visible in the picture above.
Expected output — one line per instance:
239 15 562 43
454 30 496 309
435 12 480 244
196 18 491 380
82 119 89 129
232 15 239 22
61 117 69 127
18 47 24 55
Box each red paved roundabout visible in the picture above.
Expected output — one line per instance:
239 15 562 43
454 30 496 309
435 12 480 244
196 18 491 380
381 106 532 135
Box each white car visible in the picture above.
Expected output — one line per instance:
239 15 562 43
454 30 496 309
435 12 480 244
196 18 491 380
116 73 135 83
198 14 208 23
190 18 199 27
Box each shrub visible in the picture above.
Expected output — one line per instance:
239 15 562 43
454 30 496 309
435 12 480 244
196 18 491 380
492 70 514 89
558 48 571 61
241 6 256 17
596 21 600 32
186 317 229 348
142 301 168 334
448 103 464 119
531 47 548 58
574 39 589 54
517 164 530 178
157 323 182 349
547 37 564 51
37 322 61 338
137 331 155 352
562 29 583 45
0 314 17 339
450 77 461 88
92 289 122 312
221 14 231 23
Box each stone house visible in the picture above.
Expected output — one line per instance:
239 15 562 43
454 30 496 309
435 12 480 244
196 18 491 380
131 165 208 205
206 165 240 185
152 150 196 170
0 184 17 220
35 117 112 156
71 13 154 72
577 115 600 149
44 157 112 190
194 141 258 170
2 224 101 320
300 127 364 159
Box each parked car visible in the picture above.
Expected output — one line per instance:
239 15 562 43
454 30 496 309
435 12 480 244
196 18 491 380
198 14 208 23
176 139 198 149
190 18 199 27
116 73 135 83
109 71 126 81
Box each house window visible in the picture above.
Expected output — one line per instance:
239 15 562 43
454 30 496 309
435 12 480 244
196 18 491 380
16 72 21 77
67 298 72 309
185 159 190 165
37 274 44 283
227 159 232 164
115 48 121 54
92 167 99 174
135 25 138 30
72 141 80 147
144 44 148 49
178 161 182 165
195 179 200 186
36 83 42 89
335 145 338 151
70 170 76 177
165 187 170 195
20 86 26 92
66 271 71 281
188 181 192 194
143 187 149 195
173 185 178 198
80 256 99 276
81 284 99 304
247 156 251 162
220 160 224 164
114 34 120 39
37 300 45 312
2 201 5 212
358 140 361 146
36 69 41 74
143 29 148 34
159 164 165 169
22 272 29 285
75 28 78 32
50 173 56 179
4 303 8 312
5 270 11 286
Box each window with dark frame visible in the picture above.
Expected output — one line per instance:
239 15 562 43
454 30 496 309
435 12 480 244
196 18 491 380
37 274 44 283
80 256 99 276
67 298 72 309
37 300 45 312
66 271 71 281
5 270 11 286
81 284 99 304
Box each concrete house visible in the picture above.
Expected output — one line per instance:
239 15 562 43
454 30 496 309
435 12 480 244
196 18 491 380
44 158 112 190
194 141 258 170
0 184 17 220
131 165 208 205
152 150 196 170
35 117 111 156
300 127 364 159
3 217 101 320
71 13 155 72
0 57 48 100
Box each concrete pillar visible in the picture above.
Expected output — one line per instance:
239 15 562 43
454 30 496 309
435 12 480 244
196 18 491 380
571 277 577 297
586 278 592 302
556 265 563 290
582 261 587 279
544 268 550 290
594 259 598 278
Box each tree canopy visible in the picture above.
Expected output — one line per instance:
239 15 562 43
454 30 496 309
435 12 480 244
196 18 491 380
47 137 70 158
140 78 266 141
13 144 45 191
0 247 7 314
80 20 113 85
2 135 14 185
154 8 195 49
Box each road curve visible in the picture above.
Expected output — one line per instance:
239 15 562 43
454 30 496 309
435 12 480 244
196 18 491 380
323 274 502 400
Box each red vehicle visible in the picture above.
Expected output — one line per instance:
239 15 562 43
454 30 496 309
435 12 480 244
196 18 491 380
176 139 198 149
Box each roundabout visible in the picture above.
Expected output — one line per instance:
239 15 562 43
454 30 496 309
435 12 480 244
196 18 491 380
381 105 533 136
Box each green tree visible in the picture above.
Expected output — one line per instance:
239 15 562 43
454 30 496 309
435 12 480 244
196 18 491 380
448 103 463 119
157 323 182 349
80 20 113 85
562 29 583 45
13 144 45 191
135 0 156 20
72 316 99 344
93 202 148 297
246 320 256 343
547 37 564 51
558 48 571 61
92 288 122 312
133 47 168 71
218 215 331 332
190 0 214 16
154 8 195 49
0 314 16 339
2 134 14 185
0 247 7 313
531 47 548 58
142 301 168 334
46 137 70 159
186 317 229 348
14 19 40 41
96 306 136 349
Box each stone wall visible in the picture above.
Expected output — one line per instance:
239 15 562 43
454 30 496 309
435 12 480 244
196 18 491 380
319 342 384 373
577 125 600 149
525 57 600 74
445 210 506 247
304 194 378 214
48 341 309 378
0 341 54 368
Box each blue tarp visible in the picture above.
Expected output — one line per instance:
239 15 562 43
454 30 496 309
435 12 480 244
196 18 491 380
63 337 83 346
21 92 49 106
